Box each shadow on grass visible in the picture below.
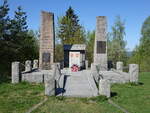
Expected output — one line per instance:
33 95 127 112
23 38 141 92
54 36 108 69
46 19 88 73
129 82 144 86
111 92 117 97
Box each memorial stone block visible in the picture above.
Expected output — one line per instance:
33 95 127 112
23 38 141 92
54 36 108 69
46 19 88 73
12 62 20 83
94 16 108 71
39 11 55 70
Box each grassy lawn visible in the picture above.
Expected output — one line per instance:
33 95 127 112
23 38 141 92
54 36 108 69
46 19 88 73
33 96 122 113
0 82 44 113
111 72 150 113
0 72 150 113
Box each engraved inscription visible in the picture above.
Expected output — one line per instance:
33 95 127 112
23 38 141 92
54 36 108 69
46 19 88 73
42 53 50 62
97 41 106 53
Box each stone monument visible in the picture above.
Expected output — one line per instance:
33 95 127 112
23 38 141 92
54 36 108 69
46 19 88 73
94 16 108 71
99 79 110 98
129 64 139 83
116 61 123 72
12 62 20 84
39 11 55 70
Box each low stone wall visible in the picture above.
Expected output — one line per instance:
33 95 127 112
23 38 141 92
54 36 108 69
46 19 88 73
22 71 44 83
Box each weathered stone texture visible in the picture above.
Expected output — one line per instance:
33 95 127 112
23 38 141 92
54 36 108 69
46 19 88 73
85 60 88 70
129 64 139 83
33 59 38 69
25 60 32 72
99 79 110 98
22 72 44 83
39 11 55 70
94 16 108 71
45 74 55 96
12 62 20 83
91 63 100 83
116 61 123 72
100 70 130 84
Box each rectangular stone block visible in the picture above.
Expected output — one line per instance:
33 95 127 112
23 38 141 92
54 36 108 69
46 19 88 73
12 62 20 83
116 61 123 72
94 16 108 71
33 59 38 69
129 64 139 83
45 74 55 96
25 60 32 72
39 11 55 70
99 79 110 98
22 72 44 83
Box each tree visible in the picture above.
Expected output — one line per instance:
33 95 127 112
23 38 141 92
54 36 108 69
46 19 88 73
10 6 38 62
0 1 39 77
129 16 150 72
0 0 10 41
107 16 127 65
86 30 95 65
0 0 11 76
57 6 85 44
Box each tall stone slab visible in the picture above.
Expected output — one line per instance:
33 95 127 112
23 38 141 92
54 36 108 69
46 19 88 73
99 79 110 98
12 62 20 83
39 11 55 70
116 61 123 72
94 16 108 71
129 64 139 83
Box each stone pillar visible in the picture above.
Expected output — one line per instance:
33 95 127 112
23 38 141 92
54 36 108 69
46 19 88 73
91 63 97 72
99 79 110 98
39 11 55 70
116 61 123 72
85 60 88 70
45 63 56 96
25 60 32 72
33 59 38 69
129 64 139 83
45 74 55 96
12 62 20 83
94 16 108 71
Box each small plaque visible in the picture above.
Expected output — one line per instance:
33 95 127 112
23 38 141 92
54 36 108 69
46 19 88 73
42 53 50 62
97 41 106 53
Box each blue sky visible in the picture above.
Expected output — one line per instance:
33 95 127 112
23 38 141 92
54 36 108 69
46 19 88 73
1 0 150 51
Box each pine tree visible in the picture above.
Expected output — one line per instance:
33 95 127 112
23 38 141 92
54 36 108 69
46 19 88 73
10 6 28 42
0 0 10 40
0 0 11 76
57 6 85 44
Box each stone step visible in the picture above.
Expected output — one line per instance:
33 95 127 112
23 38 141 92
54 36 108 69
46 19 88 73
58 69 98 97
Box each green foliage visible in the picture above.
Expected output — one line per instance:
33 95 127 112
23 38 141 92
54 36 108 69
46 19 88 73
57 6 85 45
0 0 38 76
55 43 64 62
108 16 127 66
86 30 95 65
128 16 150 72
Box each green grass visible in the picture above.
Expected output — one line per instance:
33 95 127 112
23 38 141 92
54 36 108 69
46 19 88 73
111 72 150 113
0 82 44 113
33 96 122 113
0 72 150 113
